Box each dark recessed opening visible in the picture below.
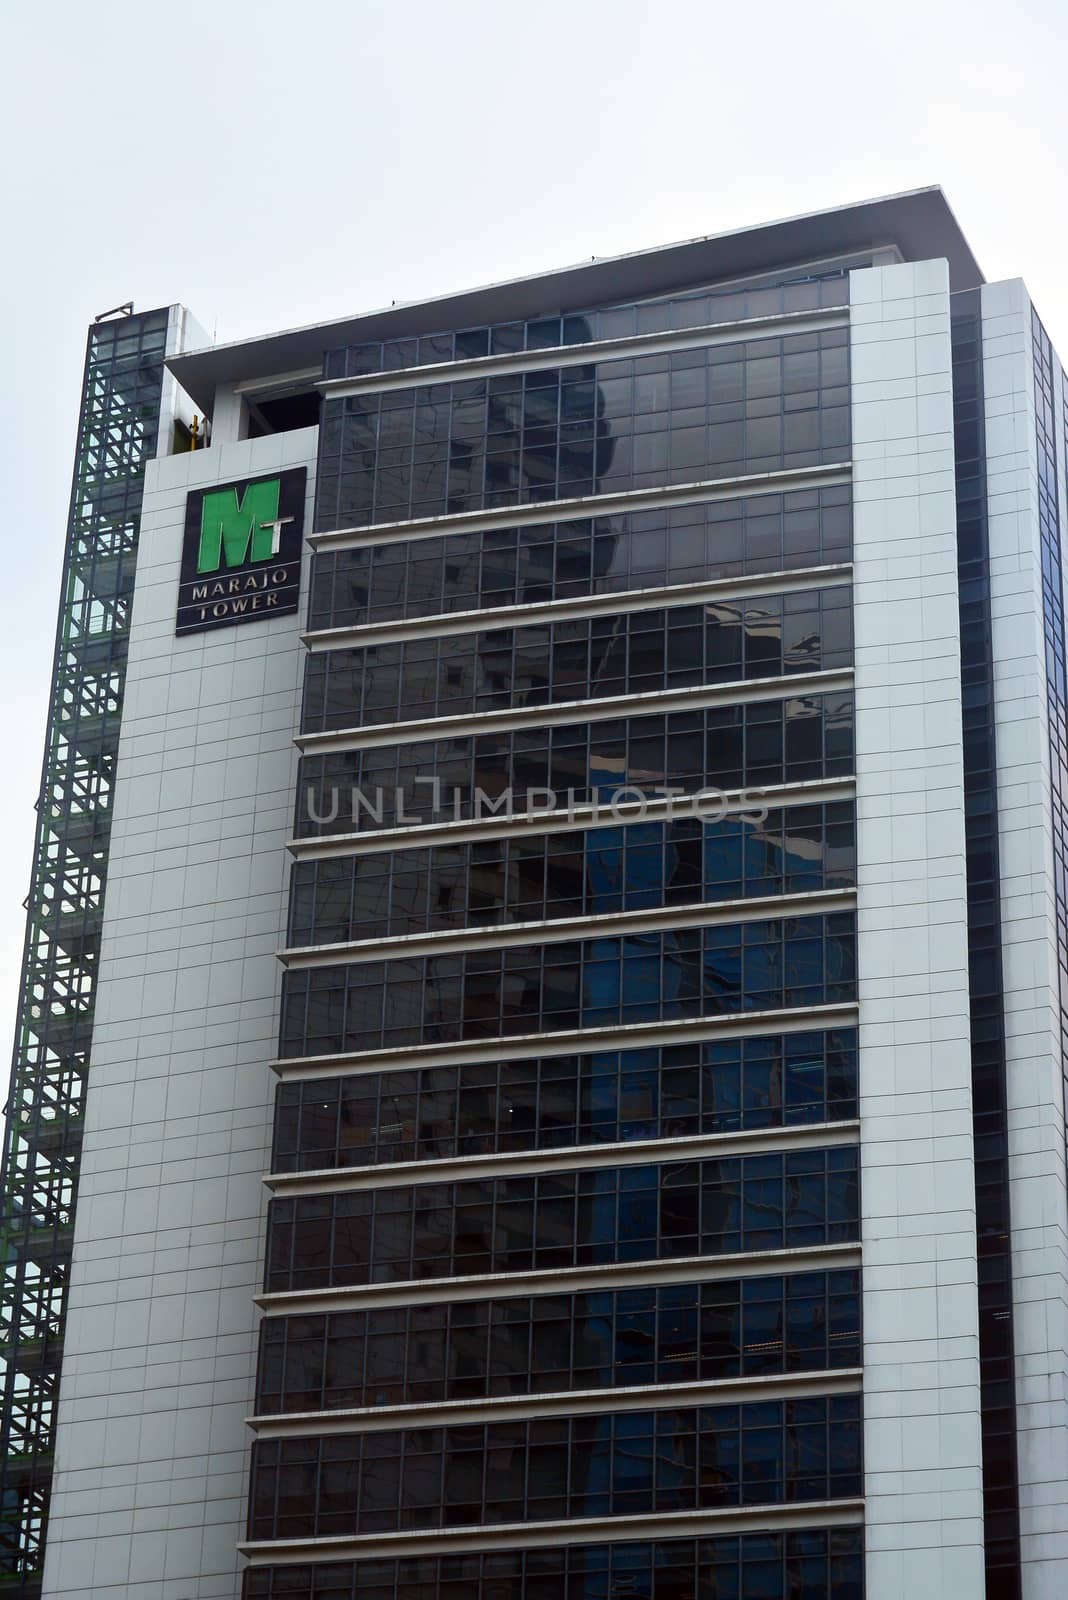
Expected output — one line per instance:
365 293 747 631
247 389 322 437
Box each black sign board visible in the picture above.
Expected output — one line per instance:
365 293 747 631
176 466 306 636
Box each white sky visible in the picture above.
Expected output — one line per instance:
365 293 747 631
0 0 1066 1063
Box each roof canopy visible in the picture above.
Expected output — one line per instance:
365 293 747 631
168 187 983 413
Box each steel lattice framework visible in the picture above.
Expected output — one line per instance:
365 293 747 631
0 308 175 1595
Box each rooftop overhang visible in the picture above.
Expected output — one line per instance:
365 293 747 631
168 186 984 414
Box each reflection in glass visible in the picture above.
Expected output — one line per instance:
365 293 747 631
295 691 856 838
247 1395 862 1540
302 587 853 732
244 1524 865 1599
308 486 853 632
264 1146 859 1291
280 914 857 1057
256 1268 861 1413
272 1027 859 1172
287 805 856 946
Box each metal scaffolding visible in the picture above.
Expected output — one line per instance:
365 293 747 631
0 307 176 1594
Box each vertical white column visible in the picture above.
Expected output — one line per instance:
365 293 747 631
40 430 316 1600
209 385 248 445
983 276 1068 1595
850 258 985 1594
158 307 211 446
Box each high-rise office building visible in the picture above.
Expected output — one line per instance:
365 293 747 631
1 187 1066 1599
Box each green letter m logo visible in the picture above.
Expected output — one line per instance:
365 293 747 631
197 477 282 573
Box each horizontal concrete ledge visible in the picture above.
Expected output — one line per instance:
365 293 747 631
295 666 855 754
239 1497 865 1565
246 1366 864 1438
233 364 323 398
306 463 854 554
271 1001 861 1082
278 886 857 970
316 305 851 401
254 1241 863 1316
263 1118 861 1196
301 564 854 654
286 777 858 861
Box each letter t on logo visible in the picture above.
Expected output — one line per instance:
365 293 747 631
260 516 295 557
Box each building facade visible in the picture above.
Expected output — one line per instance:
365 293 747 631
1 189 1066 1598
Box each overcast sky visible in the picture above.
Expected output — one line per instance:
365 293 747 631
1 0 1066 1065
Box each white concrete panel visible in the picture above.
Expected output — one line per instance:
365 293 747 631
984 275 1068 1595
850 258 985 1595
40 429 317 1599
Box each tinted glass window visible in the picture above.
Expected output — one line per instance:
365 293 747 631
315 330 850 531
264 1146 860 1291
256 1268 861 1413
301 587 852 732
295 691 855 838
323 269 851 379
247 1395 862 1540
307 486 852 632
272 1028 859 1172
280 913 857 1057
287 805 856 947
244 1524 865 1599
